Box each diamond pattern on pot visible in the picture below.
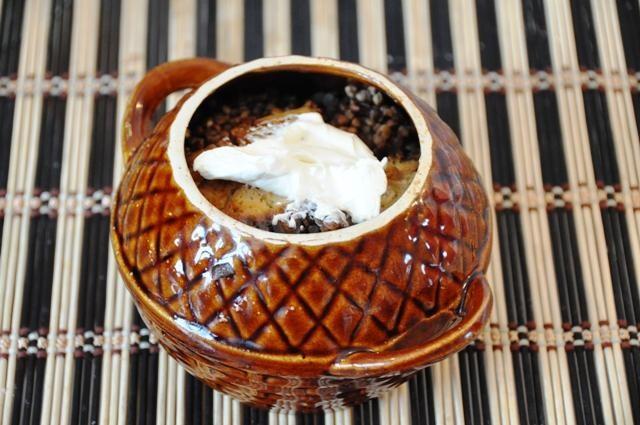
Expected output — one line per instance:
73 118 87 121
113 110 491 356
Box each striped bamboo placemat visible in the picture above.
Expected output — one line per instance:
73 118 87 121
0 0 639 423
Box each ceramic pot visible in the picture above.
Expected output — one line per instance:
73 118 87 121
111 56 492 411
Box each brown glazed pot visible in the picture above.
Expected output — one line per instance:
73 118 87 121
111 56 492 411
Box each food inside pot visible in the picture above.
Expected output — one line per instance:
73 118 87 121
185 71 420 234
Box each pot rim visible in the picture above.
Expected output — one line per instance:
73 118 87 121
167 55 433 246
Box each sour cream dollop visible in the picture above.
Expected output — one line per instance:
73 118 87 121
192 112 388 224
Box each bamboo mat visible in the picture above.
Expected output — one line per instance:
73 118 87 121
0 0 639 423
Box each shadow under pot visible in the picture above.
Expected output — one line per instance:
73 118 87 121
111 56 493 412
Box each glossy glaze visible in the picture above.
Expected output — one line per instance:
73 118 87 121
111 57 492 411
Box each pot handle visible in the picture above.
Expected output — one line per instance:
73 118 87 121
330 274 492 376
122 58 231 165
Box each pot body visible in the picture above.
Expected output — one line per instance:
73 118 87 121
111 57 492 411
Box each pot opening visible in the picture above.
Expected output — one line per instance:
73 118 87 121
184 69 421 234
169 57 432 246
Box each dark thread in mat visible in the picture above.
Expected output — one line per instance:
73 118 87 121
196 0 217 58
147 0 169 68
616 0 640 72
291 0 311 55
548 209 604 424
244 0 264 60
566 348 604 424
521 0 552 71
583 90 620 187
621 346 640 424
353 397 380 425
126 333 145 425
34 97 67 191
19 217 57 333
533 90 569 187
87 96 118 189
338 0 359 62
497 210 543 423
96 0 121 75
0 0 47 191
430 0 454 71
0 0 26 77
570 0 600 70
633 92 640 144
475 0 501 72
0 98 15 189
12 216 57 425
496 210 534 327
71 214 110 424
512 346 544 425
602 208 640 421
435 92 460 139
12 351 47 425
384 0 406 72
409 369 435 425
46 0 74 76
485 93 516 188
70 345 103 425
91 25 120 188
296 411 325 425
128 311 159 425
147 0 168 126
243 405 269 425
548 210 589 325
601 207 640 359
185 374 214 425
459 345 492 425
35 0 73 190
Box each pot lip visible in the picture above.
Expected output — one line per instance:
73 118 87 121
168 55 433 246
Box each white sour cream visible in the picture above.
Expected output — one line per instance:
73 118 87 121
192 112 388 224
